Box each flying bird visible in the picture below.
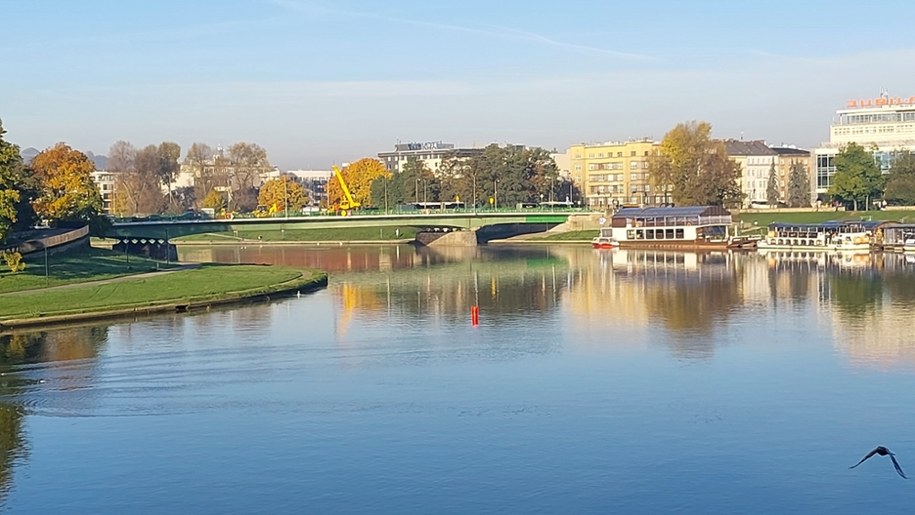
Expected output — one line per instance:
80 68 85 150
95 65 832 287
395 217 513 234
850 446 907 479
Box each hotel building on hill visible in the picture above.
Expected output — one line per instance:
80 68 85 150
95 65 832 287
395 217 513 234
814 91 915 198
377 141 484 174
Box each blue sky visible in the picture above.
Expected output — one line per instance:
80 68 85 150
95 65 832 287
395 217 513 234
3 0 915 169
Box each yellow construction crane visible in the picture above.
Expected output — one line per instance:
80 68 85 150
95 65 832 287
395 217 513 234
332 164 361 216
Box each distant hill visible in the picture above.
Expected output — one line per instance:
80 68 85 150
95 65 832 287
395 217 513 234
19 147 39 164
85 151 108 170
19 147 108 169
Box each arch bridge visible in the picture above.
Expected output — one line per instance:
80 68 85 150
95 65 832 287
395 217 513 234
104 211 585 243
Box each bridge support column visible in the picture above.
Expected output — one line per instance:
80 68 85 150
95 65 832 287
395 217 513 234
415 229 477 247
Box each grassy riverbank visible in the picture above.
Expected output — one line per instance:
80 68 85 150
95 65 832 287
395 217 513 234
0 247 177 294
0 263 326 327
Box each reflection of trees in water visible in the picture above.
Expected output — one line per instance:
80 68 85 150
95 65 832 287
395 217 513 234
0 405 25 503
332 247 575 320
0 326 109 501
0 327 106 368
827 270 883 320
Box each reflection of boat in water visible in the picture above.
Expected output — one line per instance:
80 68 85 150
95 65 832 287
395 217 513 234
757 248 874 268
757 221 881 251
591 236 620 249
601 206 756 250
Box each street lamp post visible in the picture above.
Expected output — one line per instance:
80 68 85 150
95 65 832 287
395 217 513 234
550 177 554 206
283 177 289 218
494 179 498 210
472 174 477 214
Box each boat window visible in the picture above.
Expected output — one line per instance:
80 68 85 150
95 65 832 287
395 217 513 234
665 229 674 239
675 228 684 239
646 229 655 240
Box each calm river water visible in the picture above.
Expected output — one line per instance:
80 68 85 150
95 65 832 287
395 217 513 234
2 244 915 513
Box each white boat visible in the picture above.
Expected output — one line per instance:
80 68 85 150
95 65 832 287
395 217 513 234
591 236 620 249
756 220 880 251
602 206 755 249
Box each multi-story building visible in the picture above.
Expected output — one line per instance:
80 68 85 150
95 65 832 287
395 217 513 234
724 140 778 207
90 169 116 214
377 141 484 174
770 146 813 205
814 91 915 197
263 169 333 205
568 138 659 209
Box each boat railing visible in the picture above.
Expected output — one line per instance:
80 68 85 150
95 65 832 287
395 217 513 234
626 215 732 228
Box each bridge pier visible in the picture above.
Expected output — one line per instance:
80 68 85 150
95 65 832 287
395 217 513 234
415 229 477 247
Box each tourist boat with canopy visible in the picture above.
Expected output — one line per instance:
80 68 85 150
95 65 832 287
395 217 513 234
594 205 756 250
756 220 882 251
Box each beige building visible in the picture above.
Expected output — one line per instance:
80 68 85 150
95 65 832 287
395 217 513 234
771 146 813 205
724 140 778 207
568 139 660 209
90 170 116 214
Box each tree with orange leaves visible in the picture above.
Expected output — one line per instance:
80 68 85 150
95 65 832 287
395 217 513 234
325 158 387 210
29 143 103 226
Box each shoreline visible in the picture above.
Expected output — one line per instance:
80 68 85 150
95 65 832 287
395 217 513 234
0 268 328 332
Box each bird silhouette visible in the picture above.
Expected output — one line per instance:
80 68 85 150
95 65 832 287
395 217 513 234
850 446 907 479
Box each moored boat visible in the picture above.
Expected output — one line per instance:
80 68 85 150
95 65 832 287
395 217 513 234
756 220 882 251
591 236 620 249
601 205 754 249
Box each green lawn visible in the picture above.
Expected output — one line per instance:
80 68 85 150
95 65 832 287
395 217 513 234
0 264 324 320
0 247 175 294
527 230 598 241
176 226 419 242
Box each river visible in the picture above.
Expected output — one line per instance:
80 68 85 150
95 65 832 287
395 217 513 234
1 245 915 513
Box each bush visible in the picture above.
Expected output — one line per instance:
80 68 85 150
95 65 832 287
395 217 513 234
1 251 26 273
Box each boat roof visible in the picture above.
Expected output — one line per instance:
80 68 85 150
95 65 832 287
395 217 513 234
769 220 884 230
612 205 730 219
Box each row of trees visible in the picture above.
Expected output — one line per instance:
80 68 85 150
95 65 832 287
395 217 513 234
110 141 277 216
650 121 812 209
325 145 573 212
828 142 915 210
0 119 103 243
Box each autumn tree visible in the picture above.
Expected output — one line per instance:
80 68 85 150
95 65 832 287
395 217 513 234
226 143 273 211
326 158 387 211
649 121 743 206
829 142 883 210
201 190 227 212
787 160 810 208
29 143 103 226
185 142 214 207
883 151 915 205
157 142 181 209
766 162 779 206
109 142 165 216
258 176 309 213
0 120 25 241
